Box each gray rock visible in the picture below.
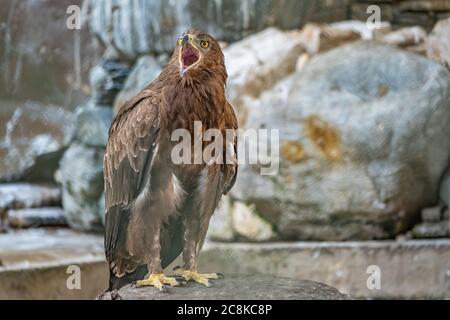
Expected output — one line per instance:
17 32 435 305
232 202 276 241
208 196 234 241
57 143 104 232
412 221 449 238
426 17 450 69
440 167 450 204
99 275 348 300
421 206 443 222
7 207 66 229
232 41 450 240
0 102 75 182
74 104 113 147
0 183 61 210
0 0 99 108
90 58 130 106
113 55 162 114
88 0 341 60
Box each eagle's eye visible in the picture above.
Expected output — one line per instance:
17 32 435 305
177 38 182 46
200 40 209 49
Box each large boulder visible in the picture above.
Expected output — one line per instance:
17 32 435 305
0 102 75 182
57 143 104 232
231 41 450 240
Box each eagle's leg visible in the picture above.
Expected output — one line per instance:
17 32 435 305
135 222 180 290
174 215 223 287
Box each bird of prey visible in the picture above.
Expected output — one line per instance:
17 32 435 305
104 30 238 291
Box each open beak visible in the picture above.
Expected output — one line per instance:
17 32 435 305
179 34 201 77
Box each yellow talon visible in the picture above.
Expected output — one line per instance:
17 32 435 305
135 273 180 291
174 267 223 287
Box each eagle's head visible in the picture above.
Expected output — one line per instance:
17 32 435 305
176 30 226 82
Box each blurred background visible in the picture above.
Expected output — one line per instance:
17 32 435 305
0 0 449 300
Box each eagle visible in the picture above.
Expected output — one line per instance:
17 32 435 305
104 30 238 291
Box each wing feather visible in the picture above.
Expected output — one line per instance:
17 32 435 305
104 93 160 265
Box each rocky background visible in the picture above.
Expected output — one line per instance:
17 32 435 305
0 0 449 242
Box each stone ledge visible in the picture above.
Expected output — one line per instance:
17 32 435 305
99 275 348 300
1 229 449 299
197 240 450 299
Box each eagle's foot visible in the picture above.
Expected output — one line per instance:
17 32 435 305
135 273 180 291
174 267 224 287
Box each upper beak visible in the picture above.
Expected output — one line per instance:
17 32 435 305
181 34 190 46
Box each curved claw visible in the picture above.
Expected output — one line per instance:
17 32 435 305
174 268 223 287
135 273 180 291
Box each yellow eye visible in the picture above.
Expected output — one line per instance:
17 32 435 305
177 38 182 46
200 40 209 49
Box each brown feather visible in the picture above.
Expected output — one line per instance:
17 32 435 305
104 30 238 289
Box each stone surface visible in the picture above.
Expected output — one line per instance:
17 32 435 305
90 58 131 105
0 102 75 182
231 41 450 240
296 23 361 55
100 275 348 300
0 0 99 108
421 206 443 222
0 183 61 210
198 240 450 299
380 26 427 48
223 28 305 122
0 228 107 299
441 167 450 204
0 229 448 299
113 55 162 114
330 20 391 40
7 207 66 229
232 202 275 241
412 221 449 238
88 0 350 60
74 104 113 147
208 196 234 241
426 17 450 69
56 143 104 232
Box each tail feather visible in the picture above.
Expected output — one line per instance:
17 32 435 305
106 215 184 292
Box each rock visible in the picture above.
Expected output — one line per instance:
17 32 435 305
380 26 427 48
7 207 67 228
426 17 450 69
74 104 113 147
224 28 305 121
398 0 450 11
296 23 361 55
330 20 391 40
113 55 162 114
232 41 450 240
440 167 450 204
208 196 234 241
198 240 450 299
87 0 332 60
232 202 275 241
0 0 99 108
412 221 449 238
0 183 61 210
90 58 131 105
421 206 443 222
57 143 104 232
0 102 75 182
99 275 348 300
